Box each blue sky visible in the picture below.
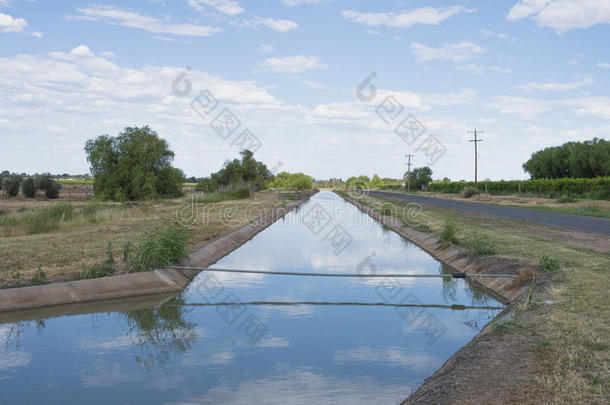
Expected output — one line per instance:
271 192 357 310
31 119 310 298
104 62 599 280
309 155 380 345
1 0 609 181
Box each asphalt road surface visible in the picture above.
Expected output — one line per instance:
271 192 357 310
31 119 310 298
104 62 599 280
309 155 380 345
369 191 610 237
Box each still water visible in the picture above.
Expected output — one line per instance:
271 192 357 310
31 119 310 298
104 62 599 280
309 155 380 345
0 191 502 404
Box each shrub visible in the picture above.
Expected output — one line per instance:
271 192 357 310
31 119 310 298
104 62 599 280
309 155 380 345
22 177 37 198
2 175 22 197
30 268 48 286
195 177 218 193
440 221 457 243
513 267 537 286
467 232 496 257
127 223 189 272
37 174 61 199
539 255 560 272
269 172 314 190
81 242 116 279
428 177 610 199
462 187 480 198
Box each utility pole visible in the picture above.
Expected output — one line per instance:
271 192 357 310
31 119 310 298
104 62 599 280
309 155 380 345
468 129 484 187
405 154 414 193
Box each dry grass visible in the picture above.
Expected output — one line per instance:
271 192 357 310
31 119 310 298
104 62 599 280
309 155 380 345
359 192 610 403
0 191 290 282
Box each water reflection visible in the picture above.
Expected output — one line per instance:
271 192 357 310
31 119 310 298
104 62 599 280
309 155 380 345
121 297 197 371
0 191 503 404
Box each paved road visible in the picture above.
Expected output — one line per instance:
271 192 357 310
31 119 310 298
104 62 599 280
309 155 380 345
369 191 610 237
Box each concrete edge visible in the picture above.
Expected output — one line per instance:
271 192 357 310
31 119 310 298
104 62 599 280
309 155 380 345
337 192 536 304
0 191 317 315
335 192 543 404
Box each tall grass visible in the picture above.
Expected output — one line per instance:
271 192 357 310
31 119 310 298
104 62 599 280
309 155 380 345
0 202 128 236
440 221 457 243
0 203 73 234
193 188 250 204
127 223 189 272
81 242 116 279
467 231 497 257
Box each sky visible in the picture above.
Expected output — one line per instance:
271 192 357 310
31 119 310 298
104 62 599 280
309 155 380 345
1 0 609 181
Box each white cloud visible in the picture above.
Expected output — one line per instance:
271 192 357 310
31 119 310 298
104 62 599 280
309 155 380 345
0 12 27 33
489 95 610 120
507 0 610 32
488 96 553 120
506 0 548 20
478 28 516 41
334 346 436 371
301 80 326 89
597 62 610 68
566 97 610 119
240 16 298 32
73 5 222 37
259 55 327 73
188 0 244 16
0 45 299 175
283 0 332 6
342 6 468 28
256 17 298 32
257 43 274 53
0 0 8 8
410 41 486 62
516 76 594 91
457 64 512 74
424 89 477 106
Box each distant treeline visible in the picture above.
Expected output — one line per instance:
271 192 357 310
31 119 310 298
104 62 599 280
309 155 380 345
0 172 61 198
523 138 610 179
427 177 610 199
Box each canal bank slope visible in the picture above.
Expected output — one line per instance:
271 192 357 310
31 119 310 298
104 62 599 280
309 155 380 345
336 191 558 404
0 191 317 314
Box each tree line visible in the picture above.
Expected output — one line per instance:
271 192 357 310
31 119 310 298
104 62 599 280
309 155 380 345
343 167 433 191
0 172 61 198
523 138 610 179
84 126 315 200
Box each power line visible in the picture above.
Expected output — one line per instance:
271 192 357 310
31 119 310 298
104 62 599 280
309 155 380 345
405 154 414 193
177 301 505 310
468 129 484 187
161 266 515 278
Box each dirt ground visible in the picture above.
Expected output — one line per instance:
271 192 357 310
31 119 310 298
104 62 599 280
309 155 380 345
0 191 292 284
417 190 610 210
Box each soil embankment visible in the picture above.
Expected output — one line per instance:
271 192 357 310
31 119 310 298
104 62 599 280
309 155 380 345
0 191 316 314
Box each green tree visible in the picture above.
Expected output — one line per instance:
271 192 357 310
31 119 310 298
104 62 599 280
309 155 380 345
36 173 61 199
371 174 383 187
22 177 37 198
523 138 610 179
85 126 185 200
404 167 433 190
2 174 22 197
269 172 313 190
204 149 273 192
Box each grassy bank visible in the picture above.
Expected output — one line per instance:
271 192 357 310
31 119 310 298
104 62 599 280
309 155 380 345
377 189 610 220
342 191 609 403
0 191 292 286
